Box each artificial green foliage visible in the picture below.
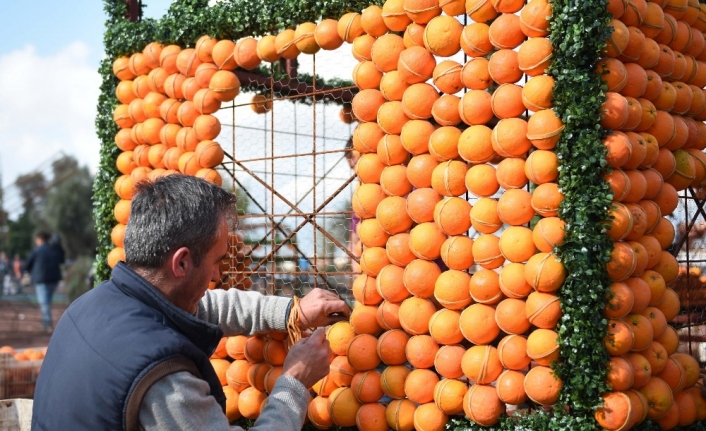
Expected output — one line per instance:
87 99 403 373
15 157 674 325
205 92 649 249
546 0 615 428
95 0 373 282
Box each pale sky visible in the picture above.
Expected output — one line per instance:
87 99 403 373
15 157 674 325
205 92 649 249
0 0 173 195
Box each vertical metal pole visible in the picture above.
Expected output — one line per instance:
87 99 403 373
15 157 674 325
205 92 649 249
685 188 692 355
312 54 318 290
270 69 276 296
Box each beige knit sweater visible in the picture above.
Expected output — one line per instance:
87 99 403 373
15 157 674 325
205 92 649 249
138 288 310 430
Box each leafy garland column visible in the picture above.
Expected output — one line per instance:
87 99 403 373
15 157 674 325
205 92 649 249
547 0 614 429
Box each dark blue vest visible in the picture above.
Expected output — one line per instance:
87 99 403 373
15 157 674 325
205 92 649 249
31 263 225 431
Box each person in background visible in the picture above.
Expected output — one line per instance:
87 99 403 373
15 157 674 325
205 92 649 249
25 232 65 332
345 137 361 273
11 254 22 294
0 252 9 296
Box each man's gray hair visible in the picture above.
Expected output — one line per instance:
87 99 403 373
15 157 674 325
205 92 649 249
124 174 237 269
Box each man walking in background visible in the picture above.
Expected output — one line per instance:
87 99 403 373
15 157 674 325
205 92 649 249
25 232 65 332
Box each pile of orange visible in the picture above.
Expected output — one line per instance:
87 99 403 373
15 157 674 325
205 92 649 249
109 0 706 428
596 2 706 429
208 331 293 422
338 0 572 429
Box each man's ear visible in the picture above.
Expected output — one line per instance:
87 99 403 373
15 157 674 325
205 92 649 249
170 247 193 278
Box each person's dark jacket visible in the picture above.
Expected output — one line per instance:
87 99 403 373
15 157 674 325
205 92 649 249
31 262 225 431
25 243 64 284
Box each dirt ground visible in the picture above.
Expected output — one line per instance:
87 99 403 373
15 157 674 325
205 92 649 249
0 300 67 349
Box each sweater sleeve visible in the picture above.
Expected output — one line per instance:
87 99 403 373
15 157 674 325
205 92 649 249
138 372 309 431
197 288 292 336
138 371 241 431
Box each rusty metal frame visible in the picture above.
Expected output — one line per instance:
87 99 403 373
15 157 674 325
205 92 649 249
218 56 358 297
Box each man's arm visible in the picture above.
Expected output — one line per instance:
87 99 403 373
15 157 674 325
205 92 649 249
197 288 292 336
138 371 309 431
24 250 36 274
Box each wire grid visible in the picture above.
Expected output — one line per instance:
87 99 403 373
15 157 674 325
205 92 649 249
671 186 706 369
212 47 359 302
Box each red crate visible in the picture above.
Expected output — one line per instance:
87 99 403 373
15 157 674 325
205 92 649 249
0 353 42 399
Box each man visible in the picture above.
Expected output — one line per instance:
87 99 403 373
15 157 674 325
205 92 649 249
32 175 349 430
25 232 64 331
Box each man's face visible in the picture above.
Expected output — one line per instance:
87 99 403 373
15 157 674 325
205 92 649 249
35 237 43 247
183 217 229 314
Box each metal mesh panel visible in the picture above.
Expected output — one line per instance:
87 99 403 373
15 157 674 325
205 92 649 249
671 186 706 368
213 47 359 303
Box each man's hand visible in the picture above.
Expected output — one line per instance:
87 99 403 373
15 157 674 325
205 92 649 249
298 288 350 329
282 328 332 388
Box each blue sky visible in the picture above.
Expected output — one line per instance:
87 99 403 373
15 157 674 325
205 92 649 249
0 0 174 210
0 0 174 67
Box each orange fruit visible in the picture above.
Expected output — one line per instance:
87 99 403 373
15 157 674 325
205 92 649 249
595 391 632 431
525 150 558 185
488 13 526 50
491 84 525 120
605 282 635 319
497 188 534 225
435 345 465 379
524 366 562 405
527 109 564 150
520 0 551 37
488 49 522 84
431 160 468 197
431 94 461 126
623 312 654 352
499 226 536 263
605 319 636 356
496 157 528 190
472 234 505 270
518 37 553 76
405 335 439 369
458 89 493 125
601 92 630 130
407 154 439 189
626 352 653 389
406 188 442 223
433 197 471 236
428 126 461 161
490 118 532 157
525 252 567 292
404 368 439 404
597 58 628 93
377 264 409 303
403 259 441 298
495 298 531 335
409 222 447 261
469 268 503 304
470 198 502 234
399 297 437 336
432 60 463 94
522 74 555 111
461 57 492 90
460 303 501 344
639 376 674 420
463 384 505 426
398 46 436 84
605 19 630 58
433 269 472 310
497 334 531 370
428 309 464 345
423 15 463 57
460 22 493 57
499 263 533 299
465 164 500 198
440 235 475 271
461 345 503 384
433 378 467 416
352 183 386 219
